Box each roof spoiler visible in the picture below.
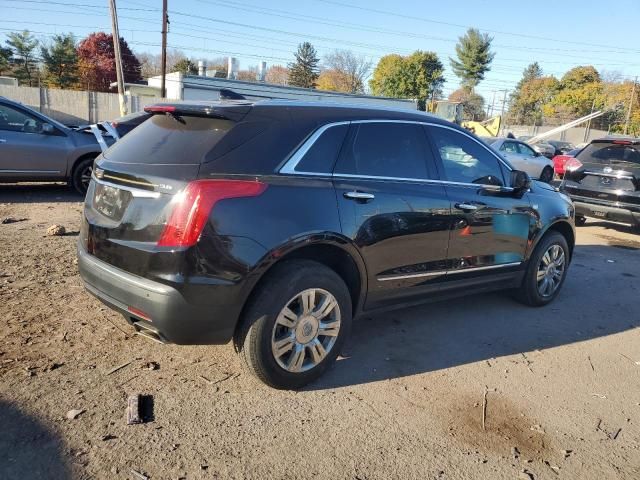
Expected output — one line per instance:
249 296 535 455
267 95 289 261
144 102 251 122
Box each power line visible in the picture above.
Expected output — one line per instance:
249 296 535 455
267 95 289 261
313 0 640 54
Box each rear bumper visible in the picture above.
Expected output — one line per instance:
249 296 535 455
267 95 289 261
77 242 238 344
573 200 640 226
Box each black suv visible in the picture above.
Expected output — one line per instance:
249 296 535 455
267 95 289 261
78 100 575 389
561 138 640 228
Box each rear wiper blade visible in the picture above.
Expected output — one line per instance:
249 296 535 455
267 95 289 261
165 111 186 125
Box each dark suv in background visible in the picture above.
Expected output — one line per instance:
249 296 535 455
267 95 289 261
561 138 640 228
78 100 575 389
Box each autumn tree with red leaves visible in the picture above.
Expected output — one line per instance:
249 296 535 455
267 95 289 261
76 32 142 92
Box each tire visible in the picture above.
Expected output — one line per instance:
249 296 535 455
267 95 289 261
575 216 587 227
235 260 352 390
539 166 554 183
71 157 95 195
515 231 569 307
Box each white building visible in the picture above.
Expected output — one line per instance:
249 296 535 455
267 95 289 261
145 72 417 110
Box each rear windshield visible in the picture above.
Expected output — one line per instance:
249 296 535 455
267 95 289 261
104 114 234 164
577 142 640 165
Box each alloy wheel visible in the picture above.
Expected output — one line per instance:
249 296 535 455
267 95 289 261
271 288 341 373
536 244 565 297
80 164 93 191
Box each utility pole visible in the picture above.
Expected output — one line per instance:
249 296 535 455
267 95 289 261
160 0 168 98
499 89 508 118
487 90 496 117
108 0 127 116
624 76 637 135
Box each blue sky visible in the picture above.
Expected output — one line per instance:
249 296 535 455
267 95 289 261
1 0 639 106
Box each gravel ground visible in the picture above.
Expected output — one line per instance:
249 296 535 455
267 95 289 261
1 183 639 480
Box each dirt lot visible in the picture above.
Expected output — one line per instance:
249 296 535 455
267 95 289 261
1 184 639 480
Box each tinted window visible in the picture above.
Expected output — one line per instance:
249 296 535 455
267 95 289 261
430 126 505 186
577 142 640 165
0 103 41 133
104 114 234 164
295 124 348 173
517 142 536 157
336 122 432 179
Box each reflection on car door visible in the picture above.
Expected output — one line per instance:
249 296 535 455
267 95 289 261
427 125 534 285
333 121 451 309
0 103 70 179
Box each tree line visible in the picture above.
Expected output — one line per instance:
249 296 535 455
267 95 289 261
507 62 639 133
1 28 637 132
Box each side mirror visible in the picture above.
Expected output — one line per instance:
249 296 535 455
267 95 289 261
533 151 541 157
511 170 531 195
41 123 55 134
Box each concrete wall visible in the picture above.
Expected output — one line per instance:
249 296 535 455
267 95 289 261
0 85 162 125
503 124 610 145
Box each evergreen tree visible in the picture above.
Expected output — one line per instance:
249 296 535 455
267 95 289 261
173 58 197 75
288 42 319 88
5 30 39 86
41 33 79 88
449 28 494 90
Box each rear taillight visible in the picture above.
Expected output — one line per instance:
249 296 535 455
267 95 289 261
157 179 267 248
144 105 177 113
553 154 573 175
564 157 583 173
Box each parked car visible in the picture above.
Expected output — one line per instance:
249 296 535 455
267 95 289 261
0 96 110 193
78 100 575 389
518 136 556 159
489 137 555 182
561 137 640 228
552 148 581 177
547 140 576 156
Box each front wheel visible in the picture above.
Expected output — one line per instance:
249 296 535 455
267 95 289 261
515 231 569 307
235 260 352 389
71 157 95 195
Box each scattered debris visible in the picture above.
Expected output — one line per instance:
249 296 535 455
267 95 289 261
521 353 534 373
130 469 149 480
612 428 622 440
511 446 520 460
106 361 132 375
561 449 573 459
530 424 545 434
482 386 488 431
126 395 143 425
544 461 560 475
1 217 27 224
126 394 154 424
144 361 159 370
100 434 116 441
587 356 595 372
66 409 85 420
46 225 66 236
591 393 607 399
619 353 640 365
47 362 64 371
519 469 535 480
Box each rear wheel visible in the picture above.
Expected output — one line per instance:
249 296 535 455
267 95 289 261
71 157 95 195
539 166 554 183
235 260 352 389
515 231 569 307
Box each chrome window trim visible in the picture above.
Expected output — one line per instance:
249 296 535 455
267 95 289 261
583 171 635 180
278 119 514 189
377 261 522 282
279 121 350 175
92 176 161 198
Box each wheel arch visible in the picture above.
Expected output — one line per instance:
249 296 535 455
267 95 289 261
70 151 100 179
532 220 575 261
234 233 368 342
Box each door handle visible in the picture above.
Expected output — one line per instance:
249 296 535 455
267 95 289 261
455 202 479 211
344 191 375 202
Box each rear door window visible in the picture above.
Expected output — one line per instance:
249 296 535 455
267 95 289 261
500 141 519 154
294 123 349 174
335 122 435 179
517 142 537 157
104 114 235 164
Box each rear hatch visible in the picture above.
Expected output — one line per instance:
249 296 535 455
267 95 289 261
81 102 252 278
564 139 640 205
